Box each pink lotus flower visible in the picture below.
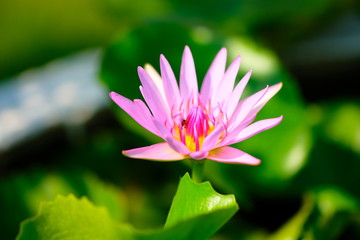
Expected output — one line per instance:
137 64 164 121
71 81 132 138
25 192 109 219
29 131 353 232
110 46 283 165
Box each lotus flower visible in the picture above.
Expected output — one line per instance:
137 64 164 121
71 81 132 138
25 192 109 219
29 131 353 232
110 46 283 165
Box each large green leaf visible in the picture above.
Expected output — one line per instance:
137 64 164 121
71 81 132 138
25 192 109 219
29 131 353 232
16 173 238 240
136 173 239 240
164 173 238 230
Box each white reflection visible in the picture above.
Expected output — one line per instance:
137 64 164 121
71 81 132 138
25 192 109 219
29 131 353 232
0 109 26 134
0 49 108 151
54 82 77 107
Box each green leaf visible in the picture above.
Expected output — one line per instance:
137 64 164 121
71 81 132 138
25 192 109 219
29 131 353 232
0 170 127 240
163 173 238 238
16 174 239 240
16 194 131 240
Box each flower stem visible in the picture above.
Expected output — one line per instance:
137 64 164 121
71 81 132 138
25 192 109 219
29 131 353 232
191 160 205 183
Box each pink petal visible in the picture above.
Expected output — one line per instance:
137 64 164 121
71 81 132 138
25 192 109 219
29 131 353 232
225 70 252 117
153 120 191 155
180 46 198 101
144 64 167 102
250 82 283 116
165 136 191 155
229 116 283 144
202 124 225 151
228 85 268 129
123 143 187 161
190 151 208 160
160 54 181 111
138 67 170 124
109 92 159 136
221 87 269 146
207 146 261 165
240 82 283 126
200 48 227 105
215 56 241 104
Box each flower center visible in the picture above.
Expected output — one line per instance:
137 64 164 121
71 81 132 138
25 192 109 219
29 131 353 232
173 106 214 152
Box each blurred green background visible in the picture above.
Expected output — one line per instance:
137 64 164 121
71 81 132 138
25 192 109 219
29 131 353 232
0 0 360 239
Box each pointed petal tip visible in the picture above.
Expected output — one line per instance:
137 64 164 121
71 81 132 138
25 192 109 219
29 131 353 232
160 54 171 67
270 82 283 93
233 55 242 63
276 115 284 124
275 82 283 90
183 46 193 56
246 70 253 78
109 91 122 102
109 91 117 98
121 150 129 157
243 70 252 79
250 159 262 166
143 63 154 71
137 66 145 73
227 56 241 70
219 47 227 55
184 45 191 54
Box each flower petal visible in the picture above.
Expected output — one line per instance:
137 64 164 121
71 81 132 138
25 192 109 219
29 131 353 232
109 92 159 136
215 56 241 104
180 46 198 101
202 124 225 151
225 70 252 117
229 116 283 144
200 48 227 106
160 54 181 111
251 82 283 116
190 150 208 160
207 146 261 165
239 82 283 126
144 63 167 102
138 67 170 124
228 85 268 129
153 119 191 155
222 87 269 146
123 143 187 161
